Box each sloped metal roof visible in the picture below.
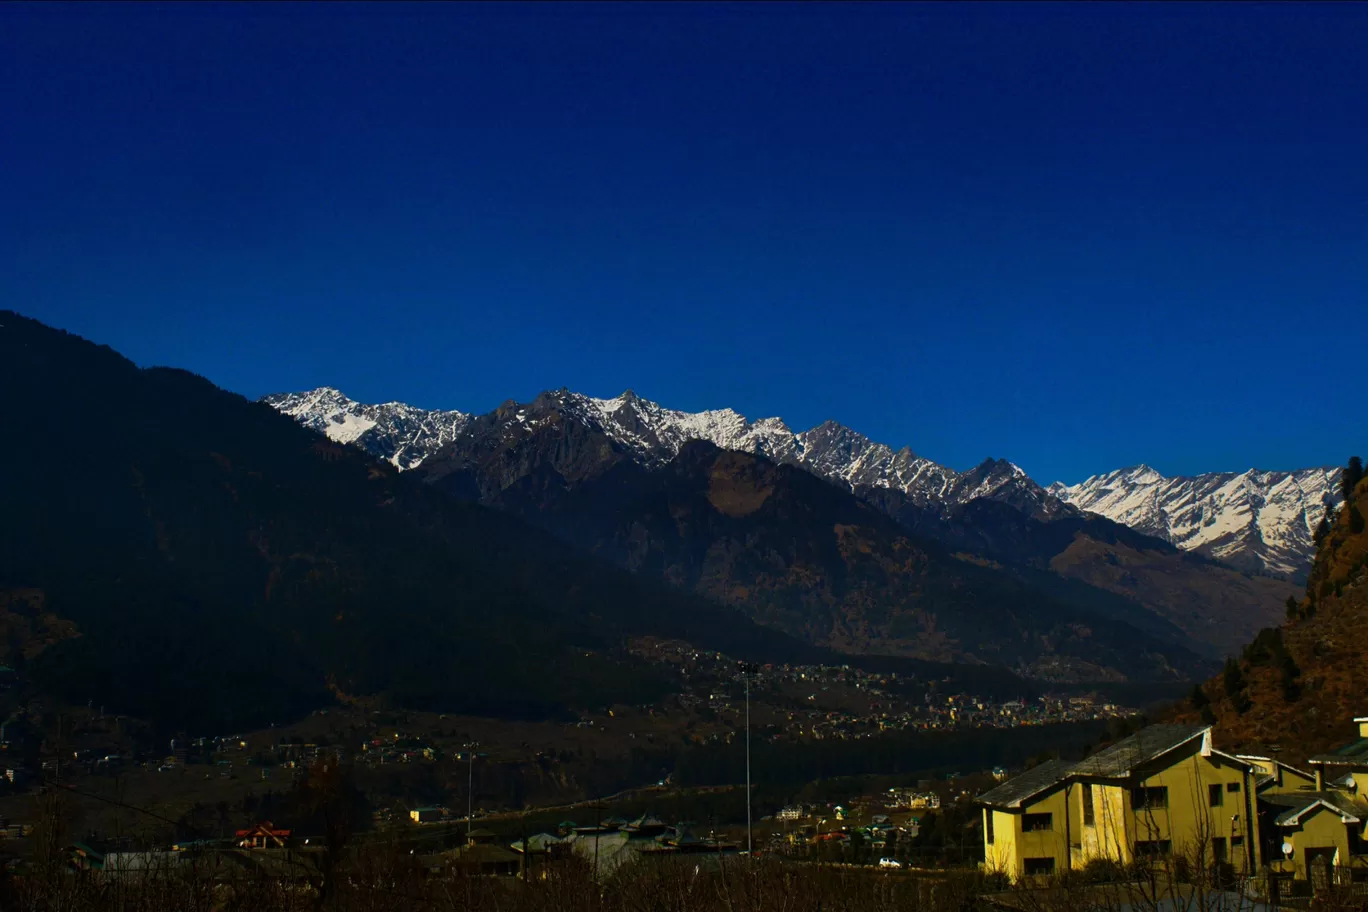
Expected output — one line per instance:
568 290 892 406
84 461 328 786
977 759 1074 809
1309 738 1368 767
1071 724 1210 778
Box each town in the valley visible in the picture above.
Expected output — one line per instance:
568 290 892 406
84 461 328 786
2 635 1366 906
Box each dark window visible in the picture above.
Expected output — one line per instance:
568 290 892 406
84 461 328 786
1226 781 1240 793
1136 839 1172 858
1024 857 1056 876
1082 786 1095 826
1023 813 1053 832
985 810 994 844
1209 784 1224 807
1212 837 1227 863
1132 786 1168 811
1231 836 1244 847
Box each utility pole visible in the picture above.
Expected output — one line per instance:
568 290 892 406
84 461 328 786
464 741 479 843
737 661 759 856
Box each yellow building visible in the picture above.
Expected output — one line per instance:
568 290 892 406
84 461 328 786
980 724 1261 879
1260 791 1363 882
1277 715 1368 883
1237 753 1318 795
980 759 1075 877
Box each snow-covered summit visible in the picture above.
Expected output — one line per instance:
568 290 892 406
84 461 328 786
263 386 1053 516
264 385 1337 578
1050 464 1341 579
263 387 471 470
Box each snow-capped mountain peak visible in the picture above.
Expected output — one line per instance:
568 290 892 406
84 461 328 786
264 385 1339 578
263 386 1050 517
263 387 471 470
1051 464 1340 579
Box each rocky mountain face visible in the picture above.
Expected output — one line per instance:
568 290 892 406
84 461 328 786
269 387 1067 517
1050 465 1340 581
265 387 1302 659
263 387 471 470
266 387 1333 582
415 402 1207 682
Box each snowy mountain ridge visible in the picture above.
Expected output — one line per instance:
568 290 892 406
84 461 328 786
263 387 471 470
1048 464 1340 579
264 386 1338 577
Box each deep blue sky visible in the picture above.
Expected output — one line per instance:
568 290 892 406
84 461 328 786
3 3 1365 483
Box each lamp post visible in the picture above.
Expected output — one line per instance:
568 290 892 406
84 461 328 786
737 661 759 856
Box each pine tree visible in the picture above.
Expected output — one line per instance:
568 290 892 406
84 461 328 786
1314 514 1332 545
1279 653 1301 702
1285 595 1299 620
1222 657 1245 700
1344 456 1364 501
1190 684 1209 709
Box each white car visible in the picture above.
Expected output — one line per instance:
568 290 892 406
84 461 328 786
878 857 902 869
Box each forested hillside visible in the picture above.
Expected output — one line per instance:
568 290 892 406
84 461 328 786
1176 457 1368 759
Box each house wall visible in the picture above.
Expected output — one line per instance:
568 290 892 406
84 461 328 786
1075 750 1259 873
1082 782 1132 866
1250 759 1318 794
983 789 1071 880
1275 765 1319 793
1130 751 1258 872
983 809 1017 875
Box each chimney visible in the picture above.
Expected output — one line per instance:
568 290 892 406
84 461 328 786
1356 717 1368 739
1315 767 1325 791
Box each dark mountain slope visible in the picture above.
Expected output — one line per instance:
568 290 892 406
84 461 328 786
862 491 1296 656
0 312 895 731
418 404 1210 682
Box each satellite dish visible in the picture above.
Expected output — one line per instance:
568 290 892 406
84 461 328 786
1282 842 1294 857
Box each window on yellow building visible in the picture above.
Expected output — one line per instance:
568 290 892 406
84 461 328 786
1024 857 1056 876
1135 839 1172 858
1226 781 1240 793
1132 786 1168 811
1209 784 1224 807
1082 786 1095 826
985 811 994 844
1023 813 1053 832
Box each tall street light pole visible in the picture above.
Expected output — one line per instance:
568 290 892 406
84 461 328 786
738 661 759 856
464 741 479 843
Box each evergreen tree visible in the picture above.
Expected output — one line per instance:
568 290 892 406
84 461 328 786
1285 595 1299 620
1351 505 1365 535
1314 514 1332 545
1222 657 1245 700
1189 684 1209 709
1279 653 1301 702
1343 456 1364 501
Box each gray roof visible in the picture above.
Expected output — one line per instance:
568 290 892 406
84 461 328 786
1309 738 1368 767
1261 791 1365 827
978 724 1225 810
978 759 1074 809
1071 725 1210 778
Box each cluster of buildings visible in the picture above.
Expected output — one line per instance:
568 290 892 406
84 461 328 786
635 639 1137 743
978 716 1368 894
